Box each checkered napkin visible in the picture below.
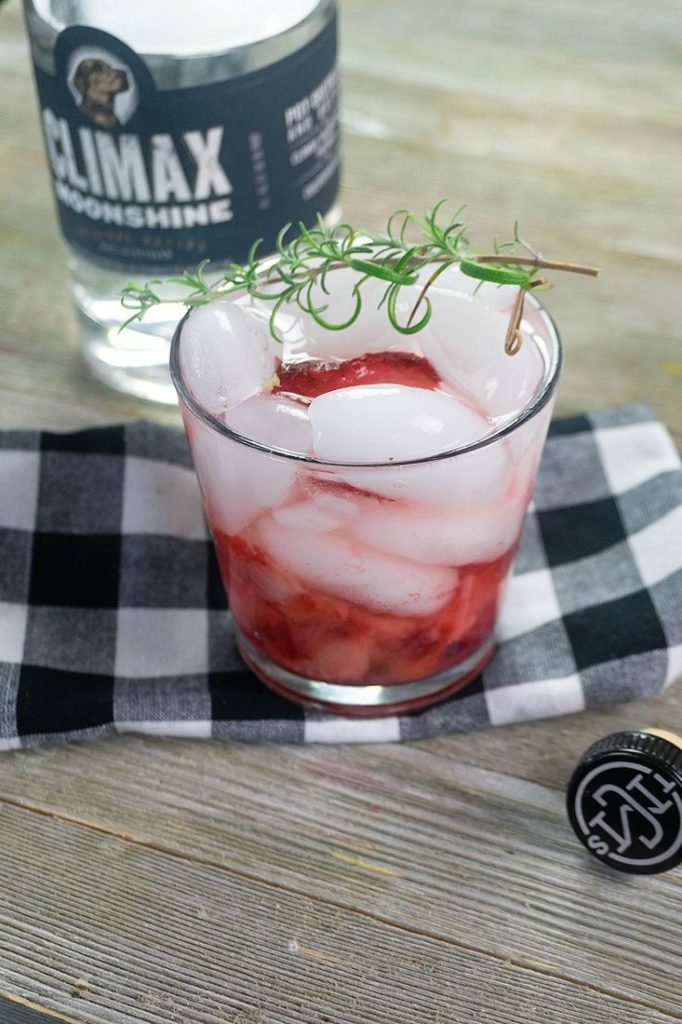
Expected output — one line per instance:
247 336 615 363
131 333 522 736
0 404 680 750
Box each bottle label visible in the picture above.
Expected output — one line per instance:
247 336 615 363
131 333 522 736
31 16 339 273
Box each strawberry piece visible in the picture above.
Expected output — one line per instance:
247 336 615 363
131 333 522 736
274 351 442 398
214 526 514 688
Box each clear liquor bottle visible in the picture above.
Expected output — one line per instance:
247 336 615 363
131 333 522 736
24 0 340 403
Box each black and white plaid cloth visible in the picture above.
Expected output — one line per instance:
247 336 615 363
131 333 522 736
0 404 680 750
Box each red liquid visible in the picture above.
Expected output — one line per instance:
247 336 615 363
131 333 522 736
215 525 512 687
203 351 523 710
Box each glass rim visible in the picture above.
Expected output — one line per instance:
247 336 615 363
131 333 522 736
27 0 334 71
144 0 335 74
169 287 563 469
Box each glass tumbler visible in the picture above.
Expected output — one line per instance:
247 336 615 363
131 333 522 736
171 267 561 716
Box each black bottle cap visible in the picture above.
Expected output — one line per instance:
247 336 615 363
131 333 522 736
567 729 682 874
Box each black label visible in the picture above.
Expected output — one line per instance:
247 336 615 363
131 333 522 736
569 755 682 873
31 17 340 273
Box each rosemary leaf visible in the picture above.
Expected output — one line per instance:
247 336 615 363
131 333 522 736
119 201 599 349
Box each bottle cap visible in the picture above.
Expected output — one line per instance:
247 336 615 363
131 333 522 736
566 729 682 874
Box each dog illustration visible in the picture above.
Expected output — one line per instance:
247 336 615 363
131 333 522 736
73 58 130 128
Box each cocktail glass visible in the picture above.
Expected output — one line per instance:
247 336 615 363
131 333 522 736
170 265 561 716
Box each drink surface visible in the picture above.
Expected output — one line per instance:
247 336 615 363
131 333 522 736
25 0 339 402
176 268 558 710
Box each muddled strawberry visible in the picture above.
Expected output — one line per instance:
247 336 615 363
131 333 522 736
274 350 442 398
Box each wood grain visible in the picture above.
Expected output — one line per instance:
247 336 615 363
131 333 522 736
1 0 681 1021
2 687 682 1021
1 799 681 1024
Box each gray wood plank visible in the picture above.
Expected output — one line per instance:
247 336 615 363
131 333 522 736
1 695 681 1017
1 800 680 1024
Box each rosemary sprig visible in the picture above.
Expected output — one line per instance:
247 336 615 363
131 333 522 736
120 201 599 354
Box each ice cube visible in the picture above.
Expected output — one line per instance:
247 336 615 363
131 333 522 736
506 400 553 468
310 384 488 461
256 516 458 616
271 273 420 362
273 492 361 532
419 288 544 422
309 384 511 507
420 264 519 312
349 500 525 567
226 393 312 454
189 394 310 534
300 635 374 683
244 262 518 365
180 299 277 413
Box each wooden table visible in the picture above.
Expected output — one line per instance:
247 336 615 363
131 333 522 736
1 1 681 1021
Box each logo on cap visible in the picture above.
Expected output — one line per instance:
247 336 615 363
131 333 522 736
571 759 682 871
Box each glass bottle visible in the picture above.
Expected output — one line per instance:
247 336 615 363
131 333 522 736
24 0 340 403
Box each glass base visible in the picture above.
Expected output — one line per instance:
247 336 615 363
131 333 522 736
236 628 495 718
78 306 179 405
